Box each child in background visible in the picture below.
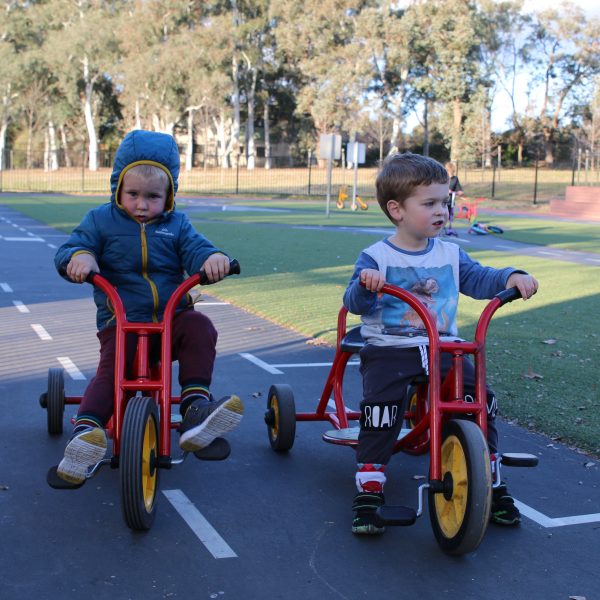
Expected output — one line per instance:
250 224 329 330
343 153 538 534
54 130 243 484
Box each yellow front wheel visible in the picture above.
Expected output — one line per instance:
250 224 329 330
429 419 491 555
120 396 160 530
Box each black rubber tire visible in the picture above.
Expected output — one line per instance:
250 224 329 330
47 368 65 435
266 384 296 452
429 419 491 555
120 396 160 531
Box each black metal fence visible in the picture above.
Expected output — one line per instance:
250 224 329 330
1 148 599 204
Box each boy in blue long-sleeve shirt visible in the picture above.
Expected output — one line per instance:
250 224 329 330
344 153 538 534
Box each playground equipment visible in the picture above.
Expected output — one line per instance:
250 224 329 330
337 186 368 211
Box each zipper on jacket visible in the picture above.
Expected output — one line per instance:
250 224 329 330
140 222 160 322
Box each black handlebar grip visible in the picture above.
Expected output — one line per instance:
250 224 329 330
199 258 241 285
496 287 522 305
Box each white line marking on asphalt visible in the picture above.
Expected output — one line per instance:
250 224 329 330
47 243 57 249
1 283 13 292
586 258 600 264
162 489 237 559
57 356 86 380
197 301 231 305
538 251 562 257
496 245 514 250
4 236 45 242
13 300 30 313
31 324 52 340
271 361 360 368
239 352 283 374
514 500 600 528
327 399 354 413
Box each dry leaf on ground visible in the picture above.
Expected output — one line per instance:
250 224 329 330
523 368 544 380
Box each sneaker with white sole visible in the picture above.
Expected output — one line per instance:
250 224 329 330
179 395 244 452
57 426 107 485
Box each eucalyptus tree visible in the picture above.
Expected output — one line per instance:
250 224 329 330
490 0 533 163
273 0 373 153
528 3 600 165
43 0 123 171
356 2 421 155
117 1 199 136
0 1 46 169
407 0 486 162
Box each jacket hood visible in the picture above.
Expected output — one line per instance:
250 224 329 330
110 130 180 212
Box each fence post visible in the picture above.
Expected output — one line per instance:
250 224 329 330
235 155 240 194
307 149 312 196
491 164 496 198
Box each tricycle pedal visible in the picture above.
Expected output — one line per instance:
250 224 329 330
374 505 417 527
500 452 538 467
193 437 231 461
46 466 85 490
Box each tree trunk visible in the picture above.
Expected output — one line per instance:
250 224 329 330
82 55 98 171
185 109 194 171
26 112 34 169
213 112 231 168
135 98 142 130
0 84 11 171
59 125 72 168
231 0 241 167
44 129 49 172
48 121 59 171
263 100 271 169
543 127 554 165
450 98 462 162
0 119 7 171
246 69 257 170
388 96 403 155
422 99 430 157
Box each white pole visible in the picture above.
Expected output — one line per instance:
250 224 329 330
352 144 358 211
326 135 335 217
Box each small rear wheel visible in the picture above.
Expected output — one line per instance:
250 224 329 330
265 384 296 452
46 368 65 435
429 419 491 555
120 396 160 531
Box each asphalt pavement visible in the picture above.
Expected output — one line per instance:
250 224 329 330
0 203 599 600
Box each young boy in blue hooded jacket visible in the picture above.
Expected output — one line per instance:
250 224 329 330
54 129 244 484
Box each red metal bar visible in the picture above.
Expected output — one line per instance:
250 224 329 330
87 272 204 460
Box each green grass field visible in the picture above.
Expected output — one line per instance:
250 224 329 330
3 193 599 455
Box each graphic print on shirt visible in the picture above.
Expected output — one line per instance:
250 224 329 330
381 265 458 335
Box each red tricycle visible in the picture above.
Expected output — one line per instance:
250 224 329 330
264 283 537 555
40 260 240 530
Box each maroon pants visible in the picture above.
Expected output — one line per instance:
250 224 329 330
78 309 217 425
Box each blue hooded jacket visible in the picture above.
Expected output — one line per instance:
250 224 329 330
55 130 223 329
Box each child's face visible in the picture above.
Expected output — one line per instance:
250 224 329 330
119 170 168 223
388 183 450 244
